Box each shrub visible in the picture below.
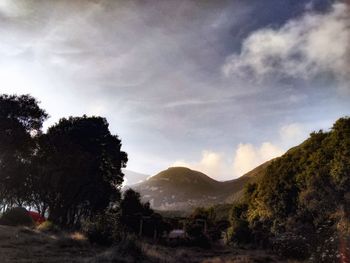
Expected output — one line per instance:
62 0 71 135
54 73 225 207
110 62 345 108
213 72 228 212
185 223 211 248
271 232 311 260
92 235 144 262
116 235 143 258
227 221 252 245
36 221 60 233
82 210 121 246
0 207 34 227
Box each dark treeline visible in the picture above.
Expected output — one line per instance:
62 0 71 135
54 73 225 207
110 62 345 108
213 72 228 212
228 117 350 261
0 94 128 228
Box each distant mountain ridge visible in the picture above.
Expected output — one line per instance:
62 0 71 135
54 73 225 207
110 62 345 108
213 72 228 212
130 162 271 211
123 170 150 186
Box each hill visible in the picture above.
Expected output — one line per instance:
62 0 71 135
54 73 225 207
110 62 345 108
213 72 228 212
226 117 350 260
123 169 150 186
130 162 271 211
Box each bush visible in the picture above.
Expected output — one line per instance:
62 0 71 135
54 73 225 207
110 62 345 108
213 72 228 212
271 232 311 260
36 221 60 233
82 210 121 246
185 223 211 248
92 235 144 262
116 235 143 258
227 220 252 245
0 207 34 227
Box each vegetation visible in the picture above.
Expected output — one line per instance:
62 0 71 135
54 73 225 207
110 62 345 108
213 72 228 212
0 207 34 226
132 164 269 212
228 117 350 260
34 116 127 227
1 93 349 262
0 94 127 228
0 94 48 209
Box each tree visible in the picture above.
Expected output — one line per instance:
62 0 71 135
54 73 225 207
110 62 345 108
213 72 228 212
120 188 153 234
236 117 350 259
34 116 127 227
228 202 251 244
0 94 48 209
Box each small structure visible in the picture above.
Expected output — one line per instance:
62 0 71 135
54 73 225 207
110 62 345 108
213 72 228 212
28 211 46 224
168 229 187 239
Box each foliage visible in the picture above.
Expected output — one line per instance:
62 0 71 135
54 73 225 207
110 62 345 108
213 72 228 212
185 220 211 248
115 234 143 258
271 232 311 260
36 221 60 233
0 94 128 229
227 202 251 244
0 94 48 209
82 208 121 246
231 117 350 260
120 188 167 238
185 207 223 247
34 116 127 227
0 207 34 226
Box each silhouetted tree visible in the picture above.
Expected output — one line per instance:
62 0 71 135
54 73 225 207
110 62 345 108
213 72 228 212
0 94 48 209
120 188 155 235
34 116 127 227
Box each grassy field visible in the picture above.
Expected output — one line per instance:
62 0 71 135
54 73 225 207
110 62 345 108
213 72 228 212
0 225 302 263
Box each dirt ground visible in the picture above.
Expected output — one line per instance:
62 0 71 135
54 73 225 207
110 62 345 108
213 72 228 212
0 225 100 262
0 226 296 263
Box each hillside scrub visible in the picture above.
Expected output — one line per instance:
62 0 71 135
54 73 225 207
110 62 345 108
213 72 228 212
229 117 350 261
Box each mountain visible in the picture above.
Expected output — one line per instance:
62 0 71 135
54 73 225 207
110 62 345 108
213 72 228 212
130 162 271 211
123 169 150 186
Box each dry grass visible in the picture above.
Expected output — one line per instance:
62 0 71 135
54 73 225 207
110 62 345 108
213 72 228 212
70 231 88 241
0 225 304 263
0 225 99 263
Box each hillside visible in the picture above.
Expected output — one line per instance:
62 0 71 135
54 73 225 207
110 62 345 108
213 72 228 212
226 117 350 260
123 169 150 185
131 162 270 211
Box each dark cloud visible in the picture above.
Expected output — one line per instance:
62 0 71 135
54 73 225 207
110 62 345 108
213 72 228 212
0 0 348 178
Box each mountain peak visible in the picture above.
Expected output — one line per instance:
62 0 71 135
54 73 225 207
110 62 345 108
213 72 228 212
131 162 271 211
149 166 217 184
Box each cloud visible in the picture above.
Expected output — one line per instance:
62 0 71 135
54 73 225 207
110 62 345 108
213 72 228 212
1 0 349 178
232 142 283 177
0 0 30 17
172 150 230 181
231 122 309 177
172 142 284 181
173 122 311 180
279 123 305 142
223 3 350 92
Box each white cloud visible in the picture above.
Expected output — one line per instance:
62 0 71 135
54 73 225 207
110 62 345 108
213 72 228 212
172 143 284 181
223 3 350 92
232 142 283 177
0 0 29 17
279 123 305 142
172 150 231 181
172 122 311 180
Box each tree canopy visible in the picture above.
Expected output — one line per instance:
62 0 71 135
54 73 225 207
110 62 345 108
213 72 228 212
0 94 127 228
0 94 48 208
34 116 128 226
230 117 350 260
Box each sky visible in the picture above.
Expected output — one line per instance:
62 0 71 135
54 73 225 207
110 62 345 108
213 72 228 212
0 0 349 181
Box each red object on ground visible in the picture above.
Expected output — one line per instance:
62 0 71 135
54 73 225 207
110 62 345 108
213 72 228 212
28 211 46 224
